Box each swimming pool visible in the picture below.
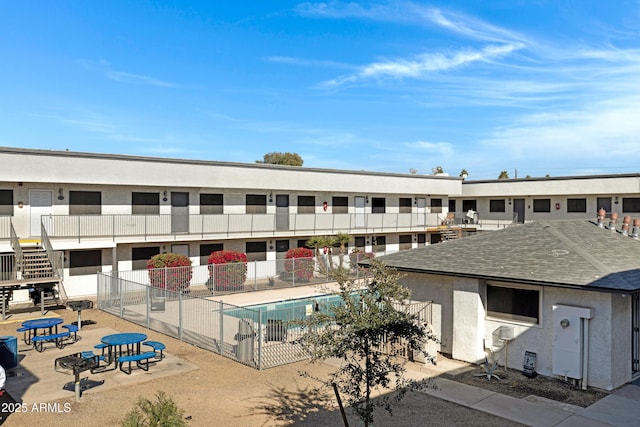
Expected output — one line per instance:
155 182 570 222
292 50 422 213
225 293 347 323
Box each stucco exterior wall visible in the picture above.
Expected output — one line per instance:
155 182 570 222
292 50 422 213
403 271 631 391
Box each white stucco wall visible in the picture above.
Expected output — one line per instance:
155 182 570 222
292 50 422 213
401 271 632 391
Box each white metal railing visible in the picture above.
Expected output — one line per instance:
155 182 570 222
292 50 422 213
0 216 11 240
438 211 518 229
39 212 441 242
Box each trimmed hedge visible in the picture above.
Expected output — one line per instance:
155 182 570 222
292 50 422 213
207 250 248 291
284 247 314 282
147 253 192 292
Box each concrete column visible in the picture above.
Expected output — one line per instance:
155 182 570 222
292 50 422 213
452 278 485 363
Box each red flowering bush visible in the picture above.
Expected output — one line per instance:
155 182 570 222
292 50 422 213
147 253 192 292
284 247 314 282
207 250 248 291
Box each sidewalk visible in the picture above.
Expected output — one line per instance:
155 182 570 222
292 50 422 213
403 359 640 427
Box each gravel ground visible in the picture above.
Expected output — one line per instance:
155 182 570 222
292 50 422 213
0 307 526 427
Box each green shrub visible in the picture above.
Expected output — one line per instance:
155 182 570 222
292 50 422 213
284 247 314 282
121 391 186 427
207 250 248 291
147 253 192 292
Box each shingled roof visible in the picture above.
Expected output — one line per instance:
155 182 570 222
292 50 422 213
376 220 640 293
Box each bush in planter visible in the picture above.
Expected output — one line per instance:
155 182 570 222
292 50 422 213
147 253 193 292
284 247 314 282
348 249 375 268
207 250 248 291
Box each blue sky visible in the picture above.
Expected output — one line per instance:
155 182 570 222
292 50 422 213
1 1 640 179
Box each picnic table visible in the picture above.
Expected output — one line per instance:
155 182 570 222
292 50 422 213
19 317 63 345
100 332 148 372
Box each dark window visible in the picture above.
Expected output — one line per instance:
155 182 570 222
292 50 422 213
246 241 267 262
132 246 160 270
417 234 426 244
567 198 587 213
332 196 348 214
373 235 386 252
399 234 412 250
276 240 289 253
69 191 101 215
132 192 159 215
462 200 477 212
200 243 223 265
200 193 223 214
490 199 506 213
246 194 267 214
69 250 102 276
430 198 442 214
449 199 456 213
354 236 365 249
298 195 315 214
399 198 412 214
623 198 640 213
371 197 386 214
487 284 540 323
533 199 551 212
298 239 309 249
0 189 13 216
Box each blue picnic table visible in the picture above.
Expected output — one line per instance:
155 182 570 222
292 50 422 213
99 332 148 372
19 317 64 344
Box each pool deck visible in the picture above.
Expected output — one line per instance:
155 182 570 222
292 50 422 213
208 282 344 307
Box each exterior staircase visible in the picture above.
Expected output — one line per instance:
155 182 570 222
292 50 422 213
439 228 460 241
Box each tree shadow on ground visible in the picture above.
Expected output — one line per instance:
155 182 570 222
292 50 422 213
247 380 339 426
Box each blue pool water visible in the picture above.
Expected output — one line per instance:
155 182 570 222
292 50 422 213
225 293 347 323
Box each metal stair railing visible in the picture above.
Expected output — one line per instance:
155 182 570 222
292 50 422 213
9 222 23 281
41 223 68 304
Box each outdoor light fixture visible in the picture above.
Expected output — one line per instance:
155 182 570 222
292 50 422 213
365 196 369 203
162 191 168 202
18 201 24 208
508 198 512 205
58 188 64 200
269 193 273 202
414 197 418 205
615 196 619 204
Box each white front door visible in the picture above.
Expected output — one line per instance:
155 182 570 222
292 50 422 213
355 196 366 228
30 190 53 237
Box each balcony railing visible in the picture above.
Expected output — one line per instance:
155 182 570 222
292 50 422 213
40 212 441 242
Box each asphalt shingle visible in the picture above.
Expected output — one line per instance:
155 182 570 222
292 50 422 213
377 220 640 292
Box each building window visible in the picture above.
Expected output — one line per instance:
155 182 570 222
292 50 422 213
132 192 160 215
533 199 551 212
371 197 386 214
462 200 477 212
200 193 223 214
132 246 160 270
246 194 267 214
298 195 315 214
0 189 13 216
486 283 540 324
449 199 456 213
489 199 506 213
373 235 386 252
246 241 267 262
623 198 640 213
417 234 426 244
354 236 365 249
332 196 348 214
200 243 223 265
298 239 309 249
430 198 442 214
399 198 412 214
399 234 412 250
69 191 101 215
69 249 102 276
567 198 587 213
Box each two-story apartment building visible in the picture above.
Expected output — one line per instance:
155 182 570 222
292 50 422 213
2 146 640 304
0 147 459 300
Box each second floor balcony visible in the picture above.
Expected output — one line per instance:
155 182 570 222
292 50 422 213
25 212 448 243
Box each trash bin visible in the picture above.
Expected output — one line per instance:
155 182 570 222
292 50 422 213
237 319 254 362
0 336 18 369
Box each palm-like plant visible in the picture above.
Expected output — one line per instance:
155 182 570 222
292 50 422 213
334 233 351 268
